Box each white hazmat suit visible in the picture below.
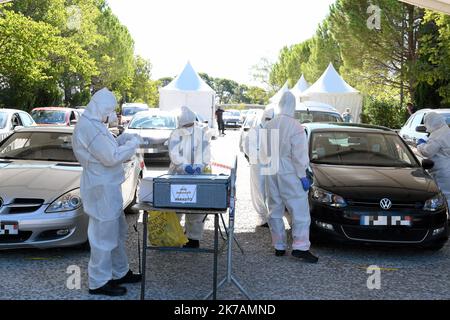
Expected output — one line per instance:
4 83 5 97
72 88 140 290
261 92 311 251
168 106 211 241
417 112 450 208
243 108 274 225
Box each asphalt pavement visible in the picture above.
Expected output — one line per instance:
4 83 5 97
0 129 449 300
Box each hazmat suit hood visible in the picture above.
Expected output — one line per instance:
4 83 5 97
83 88 117 122
424 112 447 133
178 106 196 128
261 107 275 126
278 92 296 117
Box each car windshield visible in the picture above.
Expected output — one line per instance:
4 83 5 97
31 110 66 124
296 111 342 123
122 106 148 116
0 112 7 129
224 111 240 117
310 131 418 167
129 114 177 130
0 131 78 162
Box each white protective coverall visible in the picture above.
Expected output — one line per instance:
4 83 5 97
261 91 311 251
417 112 450 208
168 106 211 240
72 88 140 290
243 108 275 225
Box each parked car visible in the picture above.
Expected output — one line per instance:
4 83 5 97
305 122 448 250
0 127 143 249
120 103 150 126
0 109 35 142
31 107 80 126
295 101 343 123
124 109 177 163
223 109 242 128
399 108 450 148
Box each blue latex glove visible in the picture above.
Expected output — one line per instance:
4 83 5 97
417 138 427 146
193 164 204 175
184 165 195 175
300 177 311 191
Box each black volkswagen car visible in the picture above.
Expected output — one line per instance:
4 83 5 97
304 123 449 250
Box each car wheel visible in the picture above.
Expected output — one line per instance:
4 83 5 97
125 176 141 215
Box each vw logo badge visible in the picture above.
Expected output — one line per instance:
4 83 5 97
380 198 392 210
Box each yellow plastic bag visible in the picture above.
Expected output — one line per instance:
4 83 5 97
203 165 212 174
147 211 188 247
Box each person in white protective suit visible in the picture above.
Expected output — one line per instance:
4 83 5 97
261 91 318 263
72 88 142 297
243 107 275 228
417 112 450 208
168 106 212 248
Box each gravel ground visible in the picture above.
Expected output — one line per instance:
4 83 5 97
0 130 449 300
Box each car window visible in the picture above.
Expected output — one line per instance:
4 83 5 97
0 132 77 162
70 111 77 121
19 112 34 127
122 106 148 116
0 112 8 129
410 113 423 129
11 114 23 127
310 131 418 167
129 113 177 129
295 111 342 123
31 110 67 124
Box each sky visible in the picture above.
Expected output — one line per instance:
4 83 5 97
107 0 336 86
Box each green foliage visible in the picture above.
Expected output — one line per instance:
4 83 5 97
0 0 159 110
361 97 407 129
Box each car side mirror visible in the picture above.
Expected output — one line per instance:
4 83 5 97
203 120 209 124
243 127 250 132
422 159 434 170
416 125 427 133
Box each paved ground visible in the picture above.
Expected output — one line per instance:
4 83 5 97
0 130 449 300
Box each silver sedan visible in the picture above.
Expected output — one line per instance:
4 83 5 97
0 127 143 250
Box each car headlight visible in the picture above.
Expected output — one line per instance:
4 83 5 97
423 193 446 212
163 140 169 146
311 186 347 208
46 189 82 213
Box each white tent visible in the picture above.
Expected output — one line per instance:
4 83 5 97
300 63 363 123
399 0 450 14
290 74 310 102
269 81 290 104
159 62 216 127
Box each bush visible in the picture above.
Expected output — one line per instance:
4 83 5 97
360 97 408 129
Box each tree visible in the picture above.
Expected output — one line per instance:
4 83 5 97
269 40 312 88
303 19 342 82
0 10 95 109
129 56 159 106
417 11 450 106
329 0 424 103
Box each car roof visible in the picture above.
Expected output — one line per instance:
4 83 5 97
14 126 74 133
0 108 29 114
303 122 394 134
31 107 75 111
296 101 337 112
133 109 175 117
122 103 149 108
413 108 450 115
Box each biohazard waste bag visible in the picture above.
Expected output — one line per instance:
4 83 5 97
147 211 188 247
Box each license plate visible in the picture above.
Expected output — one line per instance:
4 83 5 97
360 215 412 226
0 221 19 235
